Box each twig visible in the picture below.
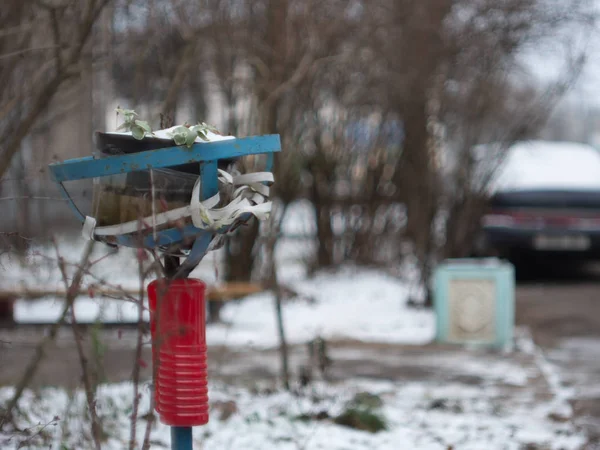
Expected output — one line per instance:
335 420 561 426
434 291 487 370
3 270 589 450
0 241 95 429
54 240 103 450
0 196 69 202
0 23 33 39
129 250 154 450
160 40 198 117
0 282 264 302
48 7 63 73
140 400 156 450
0 45 61 61
12 416 60 449
0 301 69 428
262 203 291 390
0 0 113 180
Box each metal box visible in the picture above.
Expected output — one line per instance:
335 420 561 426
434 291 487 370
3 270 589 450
433 258 515 348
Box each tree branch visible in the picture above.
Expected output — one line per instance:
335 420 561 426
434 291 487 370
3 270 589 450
0 241 95 430
0 0 113 180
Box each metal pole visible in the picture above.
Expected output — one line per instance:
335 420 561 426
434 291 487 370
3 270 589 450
163 256 195 450
163 161 219 450
171 427 193 450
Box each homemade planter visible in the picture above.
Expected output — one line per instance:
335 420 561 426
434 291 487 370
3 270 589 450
49 130 280 449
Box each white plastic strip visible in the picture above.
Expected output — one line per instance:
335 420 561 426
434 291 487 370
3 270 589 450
82 216 97 240
232 172 274 185
94 192 219 236
90 169 274 238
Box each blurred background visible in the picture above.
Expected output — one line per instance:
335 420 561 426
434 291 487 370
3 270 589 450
3 1 600 448
2 0 600 288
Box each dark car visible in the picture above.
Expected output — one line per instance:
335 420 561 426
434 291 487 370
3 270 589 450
475 141 600 261
479 189 600 260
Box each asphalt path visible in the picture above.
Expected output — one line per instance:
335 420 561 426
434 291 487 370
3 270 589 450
515 261 600 446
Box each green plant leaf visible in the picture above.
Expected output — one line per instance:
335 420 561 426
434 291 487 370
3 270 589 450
185 129 197 147
131 125 145 140
116 123 130 131
190 125 209 142
334 407 387 433
135 120 152 133
200 122 219 134
173 133 187 146
115 107 137 117
169 126 189 146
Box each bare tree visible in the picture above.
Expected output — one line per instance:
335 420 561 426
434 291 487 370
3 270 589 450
0 0 113 179
439 0 593 260
357 0 596 301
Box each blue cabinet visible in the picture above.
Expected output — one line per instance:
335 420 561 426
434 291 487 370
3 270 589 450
433 259 515 349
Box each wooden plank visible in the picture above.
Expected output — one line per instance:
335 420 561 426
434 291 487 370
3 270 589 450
0 282 264 303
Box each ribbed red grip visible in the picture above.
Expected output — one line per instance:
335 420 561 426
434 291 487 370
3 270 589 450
148 278 209 426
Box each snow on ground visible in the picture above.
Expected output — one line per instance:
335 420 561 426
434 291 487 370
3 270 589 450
207 269 434 347
3 200 317 294
2 232 433 348
0 376 586 450
0 210 586 448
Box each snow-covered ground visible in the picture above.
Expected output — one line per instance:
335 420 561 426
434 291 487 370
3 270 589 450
0 322 587 449
0 199 589 448
0 374 585 450
207 269 434 348
0 210 589 448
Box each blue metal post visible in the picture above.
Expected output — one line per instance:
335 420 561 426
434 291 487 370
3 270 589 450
169 161 219 447
171 427 193 450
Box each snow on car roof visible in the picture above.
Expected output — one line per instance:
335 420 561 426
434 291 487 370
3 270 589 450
490 140 600 192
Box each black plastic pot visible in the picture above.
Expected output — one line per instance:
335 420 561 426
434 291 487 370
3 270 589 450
94 131 237 173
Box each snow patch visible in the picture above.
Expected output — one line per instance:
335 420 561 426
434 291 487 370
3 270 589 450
0 379 586 450
489 140 600 192
106 125 236 143
207 268 435 348
3 239 435 347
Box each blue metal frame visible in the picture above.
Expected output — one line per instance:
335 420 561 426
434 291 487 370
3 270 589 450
48 135 280 251
49 135 280 182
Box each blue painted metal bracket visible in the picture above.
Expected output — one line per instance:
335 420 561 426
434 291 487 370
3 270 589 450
49 135 281 182
175 160 220 278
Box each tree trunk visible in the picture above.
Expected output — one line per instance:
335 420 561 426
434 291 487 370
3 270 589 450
398 96 436 256
261 0 290 388
0 295 14 325
217 224 260 323
310 169 335 270
392 1 453 303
